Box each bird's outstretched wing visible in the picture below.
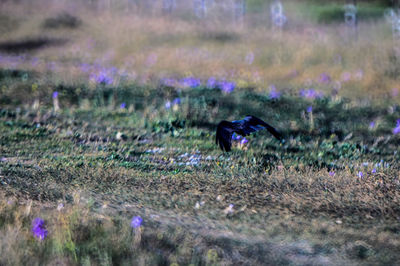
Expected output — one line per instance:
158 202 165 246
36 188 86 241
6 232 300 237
216 115 282 152
240 115 283 141
216 121 236 152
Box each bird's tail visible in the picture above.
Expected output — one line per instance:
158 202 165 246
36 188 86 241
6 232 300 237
263 123 283 141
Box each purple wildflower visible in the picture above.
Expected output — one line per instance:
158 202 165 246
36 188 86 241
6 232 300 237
52 91 59 99
240 138 248 145
120 102 126 109
318 73 331 84
393 120 400 134
371 168 376 174
219 81 235 94
358 171 363 178
299 89 323 99
369 122 375 129
161 78 176 87
165 101 171 109
269 85 281 99
180 77 201 88
207 77 217 88
130 216 143 228
32 218 48 240
329 171 335 176
94 71 113 85
173 98 181 105
232 133 241 141
306 106 313 113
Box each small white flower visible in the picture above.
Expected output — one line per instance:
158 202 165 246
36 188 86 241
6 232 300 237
57 203 64 211
116 131 123 140
223 204 234 214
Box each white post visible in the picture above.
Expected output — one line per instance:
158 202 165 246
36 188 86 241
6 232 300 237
163 0 176 14
344 1 357 40
270 0 287 29
194 0 207 19
234 0 246 24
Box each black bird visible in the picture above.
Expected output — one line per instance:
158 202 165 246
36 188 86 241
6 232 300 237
216 115 283 152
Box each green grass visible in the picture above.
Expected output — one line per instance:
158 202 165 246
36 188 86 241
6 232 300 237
0 74 400 264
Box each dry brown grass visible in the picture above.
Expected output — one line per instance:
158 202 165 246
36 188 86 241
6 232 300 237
0 0 399 102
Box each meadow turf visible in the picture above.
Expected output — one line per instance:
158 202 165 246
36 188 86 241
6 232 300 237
1 0 400 265
1 80 400 265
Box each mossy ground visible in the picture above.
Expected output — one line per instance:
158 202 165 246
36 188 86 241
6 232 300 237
1 80 400 265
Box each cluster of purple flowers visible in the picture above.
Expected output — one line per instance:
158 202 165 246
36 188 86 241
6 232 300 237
219 80 236 94
330 168 378 177
161 78 177 87
32 218 48 240
30 214 142 241
130 216 143 228
207 77 217 88
160 76 237 94
90 68 116 85
299 89 324 99
318 72 331 84
393 119 400 135
268 85 281 99
80 63 118 85
369 121 376 129
207 77 235 93
0 54 28 68
180 77 201 88
232 133 248 145
165 98 181 109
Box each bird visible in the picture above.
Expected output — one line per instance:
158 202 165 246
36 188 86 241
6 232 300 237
216 115 283 152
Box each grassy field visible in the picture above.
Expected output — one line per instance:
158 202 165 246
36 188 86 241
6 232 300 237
1 0 400 265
